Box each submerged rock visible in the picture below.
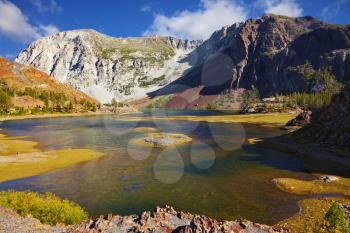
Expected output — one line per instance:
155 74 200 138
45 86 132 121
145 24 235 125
132 133 192 148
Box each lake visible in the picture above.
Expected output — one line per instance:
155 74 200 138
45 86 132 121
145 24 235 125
0 111 313 224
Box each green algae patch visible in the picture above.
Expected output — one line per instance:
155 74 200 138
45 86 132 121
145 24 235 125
0 149 103 183
0 190 88 225
273 175 350 196
0 133 104 183
0 133 39 156
133 127 159 133
131 132 192 148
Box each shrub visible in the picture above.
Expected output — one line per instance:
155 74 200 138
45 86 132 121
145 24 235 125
315 202 349 233
0 190 88 225
147 94 173 108
0 89 12 114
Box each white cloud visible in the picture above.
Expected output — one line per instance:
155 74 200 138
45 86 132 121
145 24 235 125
39 24 59 35
30 0 62 13
258 0 303 17
144 0 248 40
0 0 59 43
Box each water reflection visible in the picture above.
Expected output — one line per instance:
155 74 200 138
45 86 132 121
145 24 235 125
0 113 312 224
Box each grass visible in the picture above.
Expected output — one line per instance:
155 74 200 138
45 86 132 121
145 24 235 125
0 134 38 156
276 198 334 233
0 133 104 183
0 190 88 225
138 75 166 87
273 175 350 196
147 94 174 108
274 175 350 232
128 113 296 126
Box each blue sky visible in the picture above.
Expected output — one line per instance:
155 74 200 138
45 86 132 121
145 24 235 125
1 0 350 60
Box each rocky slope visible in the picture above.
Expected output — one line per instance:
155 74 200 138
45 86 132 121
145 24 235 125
0 205 286 233
67 206 288 232
293 83 350 149
151 14 350 109
0 205 65 233
16 30 201 103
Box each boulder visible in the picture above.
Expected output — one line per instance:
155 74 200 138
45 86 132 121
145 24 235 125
286 111 312 127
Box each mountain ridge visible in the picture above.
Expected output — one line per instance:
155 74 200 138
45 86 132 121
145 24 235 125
16 30 201 103
16 14 350 109
147 14 350 109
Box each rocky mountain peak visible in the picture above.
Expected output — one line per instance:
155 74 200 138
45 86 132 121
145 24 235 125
16 29 201 103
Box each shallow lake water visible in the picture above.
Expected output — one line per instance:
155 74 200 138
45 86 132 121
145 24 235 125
0 111 314 224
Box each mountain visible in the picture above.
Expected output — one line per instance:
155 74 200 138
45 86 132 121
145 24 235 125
294 83 350 149
149 14 350 109
0 58 98 114
16 30 201 103
16 15 350 109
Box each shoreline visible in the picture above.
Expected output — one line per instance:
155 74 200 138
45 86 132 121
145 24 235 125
262 135 350 177
0 112 110 122
0 110 143 122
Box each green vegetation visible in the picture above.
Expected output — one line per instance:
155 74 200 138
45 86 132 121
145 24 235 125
242 88 260 106
274 176 350 232
111 98 129 107
0 89 12 114
288 91 337 111
118 82 135 95
101 48 116 59
147 94 174 108
315 202 349 233
274 176 350 196
138 75 166 87
206 90 240 110
0 79 98 115
98 37 175 66
0 190 88 225
142 112 296 125
286 63 343 110
0 132 104 182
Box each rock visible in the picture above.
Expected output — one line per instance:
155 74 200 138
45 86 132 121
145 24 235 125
319 175 339 183
16 15 350 109
150 14 350 109
286 111 312 127
0 205 65 233
132 133 192 148
16 30 201 103
340 203 350 227
67 206 289 233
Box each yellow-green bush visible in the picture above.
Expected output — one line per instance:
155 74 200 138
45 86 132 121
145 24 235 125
314 202 349 233
0 190 88 225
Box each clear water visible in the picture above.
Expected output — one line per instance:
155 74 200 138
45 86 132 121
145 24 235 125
0 112 313 224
